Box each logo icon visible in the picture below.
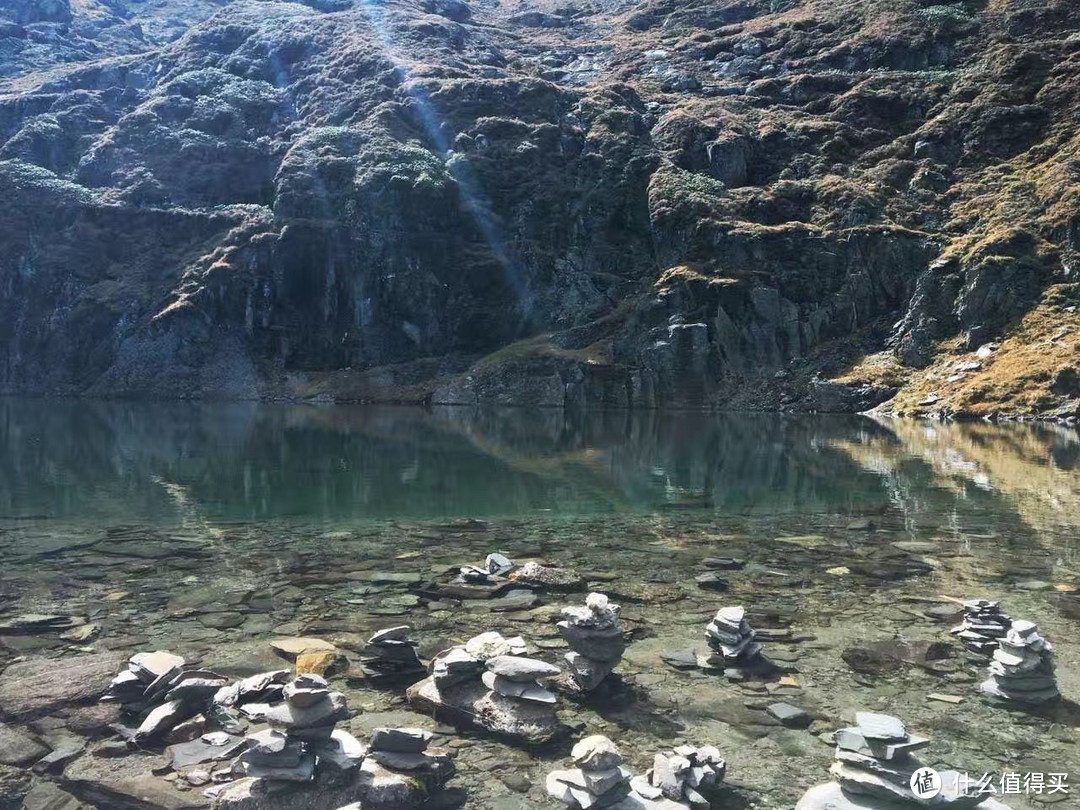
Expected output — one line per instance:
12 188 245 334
911 767 942 799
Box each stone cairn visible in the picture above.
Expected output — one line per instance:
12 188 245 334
979 619 1060 705
547 734 633 809
356 625 426 684
702 606 763 672
406 631 566 745
558 592 626 692
549 736 725 810
631 746 726 809
796 711 1011 810
950 599 1012 655
102 651 229 744
356 726 455 805
458 552 516 584
100 653 463 809
235 673 355 781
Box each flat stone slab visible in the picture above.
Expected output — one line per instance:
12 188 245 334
854 712 907 741
0 723 49 766
766 703 811 728
59 751 210 810
0 652 125 719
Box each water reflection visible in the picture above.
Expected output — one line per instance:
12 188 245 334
0 400 1078 551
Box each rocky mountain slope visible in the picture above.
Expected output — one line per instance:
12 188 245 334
2 0 1079 416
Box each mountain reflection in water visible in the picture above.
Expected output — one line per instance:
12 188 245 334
0 401 1075 558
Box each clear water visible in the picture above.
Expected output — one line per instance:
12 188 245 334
1 400 1079 809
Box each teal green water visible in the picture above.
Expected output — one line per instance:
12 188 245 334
3 399 1076 535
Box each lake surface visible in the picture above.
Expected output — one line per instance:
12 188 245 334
1 400 1079 809
4 399 1080 531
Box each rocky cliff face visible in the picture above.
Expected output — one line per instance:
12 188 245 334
2 0 1079 415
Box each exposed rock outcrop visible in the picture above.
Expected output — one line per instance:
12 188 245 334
3 0 1080 415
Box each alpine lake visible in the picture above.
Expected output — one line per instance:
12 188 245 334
1 399 1079 810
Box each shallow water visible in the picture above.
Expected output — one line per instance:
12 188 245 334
2 400 1079 809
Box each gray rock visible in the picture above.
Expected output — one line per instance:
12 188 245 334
31 742 85 775
283 674 331 707
572 735 624 770
166 733 246 768
831 762 983 808
370 727 433 753
0 652 125 719
242 691 348 730
695 573 729 591
766 703 811 728
558 622 626 661
546 769 631 809
239 752 316 782
369 748 452 772
0 723 48 766
315 729 366 770
368 626 412 644
0 614 85 635
661 650 698 670
432 647 485 688
481 671 557 704
130 651 186 681
565 652 616 692
134 699 189 743
464 632 516 659
854 712 906 741
21 781 83 810
486 552 515 575
486 655 561 681
834 728 929 760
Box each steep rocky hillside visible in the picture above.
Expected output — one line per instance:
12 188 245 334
2 0 1079 416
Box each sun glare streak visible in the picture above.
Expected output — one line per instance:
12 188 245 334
354 0 530 310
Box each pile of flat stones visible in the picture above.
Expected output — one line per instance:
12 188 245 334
979 619 1060 705
357 625 426 684
407 631 566 744
233 676 363 781
548 736 723 810
236 728 318 782
102 651 228 744
547 734 634 808
240 673 350 749
632 746 726 809
457 552 516 584
343 727 456 810
702 606 763 672
558 592 626 692
796 712 1011 810
483 654 561 704
950 599 1012 654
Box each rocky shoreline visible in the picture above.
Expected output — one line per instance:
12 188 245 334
1 510 1078 810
